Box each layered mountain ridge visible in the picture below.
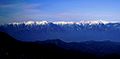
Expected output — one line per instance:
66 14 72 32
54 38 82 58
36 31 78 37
6 20 118 25
1 32 120 59
1 20 120 42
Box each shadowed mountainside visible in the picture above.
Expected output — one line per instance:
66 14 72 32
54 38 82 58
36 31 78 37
0 32 120 59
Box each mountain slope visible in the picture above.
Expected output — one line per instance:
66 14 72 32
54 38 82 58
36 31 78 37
0 32 94 59
1 32 120 59
1 21 120 42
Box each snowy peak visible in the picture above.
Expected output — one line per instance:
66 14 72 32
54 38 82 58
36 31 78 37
8 20 115 25
9 21 48 25
53 21 75 25
79 20 110 24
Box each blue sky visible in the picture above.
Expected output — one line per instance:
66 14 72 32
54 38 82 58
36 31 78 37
0 0 120 24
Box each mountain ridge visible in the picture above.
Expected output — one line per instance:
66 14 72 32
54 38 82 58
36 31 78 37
1 20 120 42
1 32 120 59
5 20 120 25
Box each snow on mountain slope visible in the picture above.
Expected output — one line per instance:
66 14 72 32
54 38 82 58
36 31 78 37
1 20 120 42
8 20 111 25
4 20 120 31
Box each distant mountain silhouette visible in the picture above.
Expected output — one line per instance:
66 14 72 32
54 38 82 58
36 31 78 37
1 32 120 59
37 40 120 55
1 21 120 42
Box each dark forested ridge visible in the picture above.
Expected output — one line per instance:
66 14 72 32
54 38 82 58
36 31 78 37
0 32 120 59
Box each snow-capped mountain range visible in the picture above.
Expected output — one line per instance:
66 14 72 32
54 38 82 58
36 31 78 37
1 20 120 42
7 20 118 25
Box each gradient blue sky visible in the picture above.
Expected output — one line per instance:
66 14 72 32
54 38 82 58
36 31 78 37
0 0 120 24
